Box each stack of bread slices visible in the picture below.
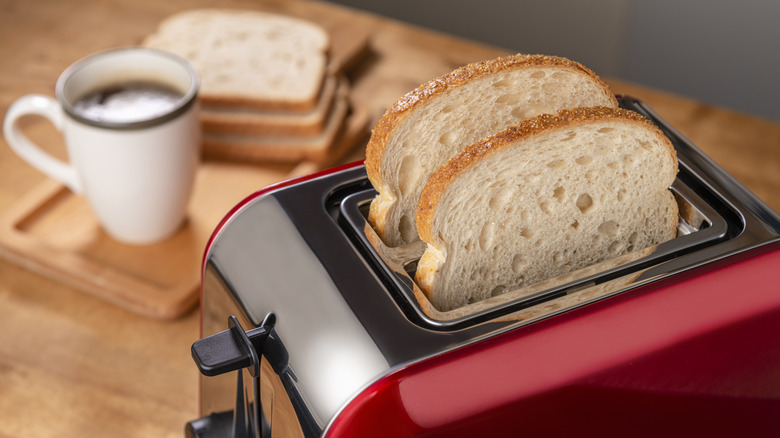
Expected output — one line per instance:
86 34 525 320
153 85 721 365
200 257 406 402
366 54 679 312
144 9 362 164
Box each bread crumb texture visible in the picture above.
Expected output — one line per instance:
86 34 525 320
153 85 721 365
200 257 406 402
365 53 618 247
144 9 329 110
415 106 679 311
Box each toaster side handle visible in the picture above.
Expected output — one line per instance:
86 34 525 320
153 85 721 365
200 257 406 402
188 313 276 438
191 314 275 377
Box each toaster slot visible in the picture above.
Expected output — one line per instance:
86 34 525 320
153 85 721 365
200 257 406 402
326 97 780 330
336 96 778 329
339 168 734 330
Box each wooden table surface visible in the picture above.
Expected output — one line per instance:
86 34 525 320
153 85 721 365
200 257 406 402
1 0 778 436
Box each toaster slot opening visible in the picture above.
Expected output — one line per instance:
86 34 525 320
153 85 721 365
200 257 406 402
403 259 418 278
338 168 734 329
326 97 780 330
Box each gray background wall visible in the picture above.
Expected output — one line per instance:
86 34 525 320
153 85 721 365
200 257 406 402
327 0 780 122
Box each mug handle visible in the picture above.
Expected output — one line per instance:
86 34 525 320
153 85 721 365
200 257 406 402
3 94 82 193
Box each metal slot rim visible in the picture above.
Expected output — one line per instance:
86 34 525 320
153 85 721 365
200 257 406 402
339 169 734 330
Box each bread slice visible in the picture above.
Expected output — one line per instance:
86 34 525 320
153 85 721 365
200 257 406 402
414 106 679 312
365 54 618 247
143 9 329 112
202 78 349 162
200 74 339 137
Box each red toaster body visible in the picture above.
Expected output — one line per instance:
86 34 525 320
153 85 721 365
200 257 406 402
187 98 780 437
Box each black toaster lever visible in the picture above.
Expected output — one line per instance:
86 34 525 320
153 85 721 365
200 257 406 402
191 314 276 377
187 313 276 438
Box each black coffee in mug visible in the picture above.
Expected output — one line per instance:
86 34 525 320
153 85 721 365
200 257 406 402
73 81 184 124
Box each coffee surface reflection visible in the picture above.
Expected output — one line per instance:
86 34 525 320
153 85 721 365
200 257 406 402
73 81 183 124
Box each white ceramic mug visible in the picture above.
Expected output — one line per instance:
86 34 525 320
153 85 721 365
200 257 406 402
4 47 200 245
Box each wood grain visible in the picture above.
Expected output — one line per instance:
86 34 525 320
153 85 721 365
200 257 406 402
0 0 778 437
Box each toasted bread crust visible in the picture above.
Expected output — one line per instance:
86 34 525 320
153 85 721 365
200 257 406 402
415 106 678 243
364 54 617 189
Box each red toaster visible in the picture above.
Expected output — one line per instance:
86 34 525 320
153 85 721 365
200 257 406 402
185 97 780 437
